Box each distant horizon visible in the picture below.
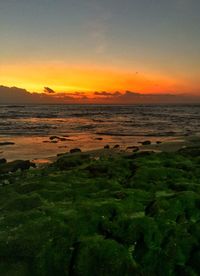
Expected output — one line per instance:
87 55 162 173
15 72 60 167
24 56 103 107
1 84 200 105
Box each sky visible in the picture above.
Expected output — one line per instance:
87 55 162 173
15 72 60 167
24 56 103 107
1 0 200 99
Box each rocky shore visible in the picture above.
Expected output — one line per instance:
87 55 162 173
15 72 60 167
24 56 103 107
0 139 200 275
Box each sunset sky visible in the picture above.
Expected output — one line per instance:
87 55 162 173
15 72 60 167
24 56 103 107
1 0 200 96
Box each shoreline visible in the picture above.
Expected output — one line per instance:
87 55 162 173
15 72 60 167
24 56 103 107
0 134 199 164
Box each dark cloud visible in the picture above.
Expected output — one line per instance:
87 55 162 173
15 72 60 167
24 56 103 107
94 91 114 96
0 85 200 104
92 90 200 104
94 91 121 96
44 87 55 94
0 86 76 104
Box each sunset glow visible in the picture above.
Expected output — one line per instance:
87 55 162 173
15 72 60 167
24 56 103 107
1 63 198 96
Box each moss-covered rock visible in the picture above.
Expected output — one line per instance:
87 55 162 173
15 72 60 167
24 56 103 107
73 236 135 276
0 149 200 275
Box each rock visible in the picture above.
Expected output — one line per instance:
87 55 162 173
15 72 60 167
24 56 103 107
0 142 15 146
126 146 139 152
70 148 81 154
140 140 151 146
49 136 60 140
55 154 90 170
2 179 10 185
156 141 162 144
104 145 110 149
59 138 67 141
57 153 65 157
145 200 159 217
0 160 36 173
113 144 120 149
0 158 6 164
125 151 155 159
178 147 200 157
113 191 126 199
86 163 109 176
43 140 50 143
132 147 139 152
51 141 58 144
95 137 103 140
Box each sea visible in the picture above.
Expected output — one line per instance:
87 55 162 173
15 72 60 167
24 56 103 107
0 104 200 161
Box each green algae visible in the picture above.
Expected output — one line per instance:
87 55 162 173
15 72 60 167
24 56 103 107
0 149 200 275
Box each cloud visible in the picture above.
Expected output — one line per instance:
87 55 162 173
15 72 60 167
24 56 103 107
0 85 200 104
44 87 55 94
88 7 111 54
92 90 200 104
0 86 76 104
94 91 121 96
95 91 115 96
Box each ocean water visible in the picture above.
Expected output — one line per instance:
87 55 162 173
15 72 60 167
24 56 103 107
0 104 200 161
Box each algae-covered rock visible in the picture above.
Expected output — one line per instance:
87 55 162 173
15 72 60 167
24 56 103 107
73 236 136 276
178 146 200 157
0 158 6 165
4 193 42 211
0 160 36 174
0 149 200 275
55 153 90 170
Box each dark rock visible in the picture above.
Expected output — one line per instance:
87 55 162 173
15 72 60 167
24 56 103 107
59 138 67 141
50 136 68 142
95 137 103 140
156 141 162 144
126 146 139 152
51 140 58 144
49 136 60 140
104 145 110 149
70 148 81 154
113 144 120 149
57 153 65 157
140 140 151 145
0 158 6 164
0 160 36 173
0 142 15 146
43 140 50 143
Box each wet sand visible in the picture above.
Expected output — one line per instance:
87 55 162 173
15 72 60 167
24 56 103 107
0 134 179 162
0 134 200 164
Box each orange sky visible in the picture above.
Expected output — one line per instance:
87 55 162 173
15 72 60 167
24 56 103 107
0 63 197 96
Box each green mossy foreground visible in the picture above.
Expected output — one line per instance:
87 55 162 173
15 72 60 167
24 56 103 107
1 148 200 275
